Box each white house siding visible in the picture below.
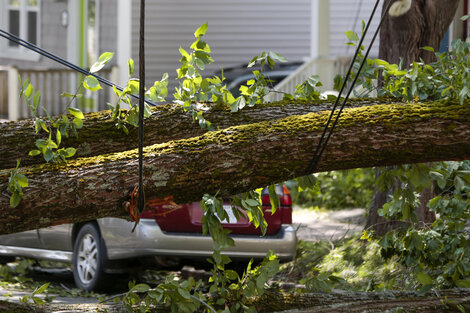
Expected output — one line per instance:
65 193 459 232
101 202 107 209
130 0 312 92
99 0 118 64
329 0 381 58
0 0 69 68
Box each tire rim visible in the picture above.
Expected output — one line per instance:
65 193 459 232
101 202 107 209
77 233 98 284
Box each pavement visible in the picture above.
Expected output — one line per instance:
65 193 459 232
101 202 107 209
293 207 365 242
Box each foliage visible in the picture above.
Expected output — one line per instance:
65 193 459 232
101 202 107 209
20 283 54 304
321 25 470 291
122 252 279 313
107 55 165 134
367 161 470 290
7 160 28 208
289 168 375 210
279 239 411 293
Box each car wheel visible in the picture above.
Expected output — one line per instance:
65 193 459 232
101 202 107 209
72 223 107 291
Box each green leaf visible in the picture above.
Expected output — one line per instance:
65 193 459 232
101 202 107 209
130 283 150 293
56 129 62 146
244 199 259 207
68 107 85 119
194 22 208 38
128 58 135 76
456 278 470 288
33 91 41 107
224 270 239 280
28 150 41 157
83 75 102 91
268 185 280 214
34 283 50 295
415 271 433 286
15 174 28 188
90 52 114 73
64 147 77 158
24 83 34 100
61 92 78 98
345 30 359 42
73 117 83 129
126 108 139 126
177 288 191 299
421 46 435 52
10 193 21 208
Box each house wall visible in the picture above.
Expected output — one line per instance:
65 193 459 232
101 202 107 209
130 0 312 91
99 0 118 62
0 0 69 69
329 0 381 58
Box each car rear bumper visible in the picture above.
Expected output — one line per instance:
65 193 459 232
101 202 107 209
99 218 297 262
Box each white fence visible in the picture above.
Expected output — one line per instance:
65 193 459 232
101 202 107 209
0 66 117 120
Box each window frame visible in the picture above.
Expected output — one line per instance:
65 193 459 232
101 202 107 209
0 0 41 61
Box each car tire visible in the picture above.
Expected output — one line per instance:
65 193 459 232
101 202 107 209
72 223 107 291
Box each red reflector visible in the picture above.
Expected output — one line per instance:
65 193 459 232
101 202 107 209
280 195 292 206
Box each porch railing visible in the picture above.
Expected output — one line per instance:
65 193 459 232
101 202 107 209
0 66 118 120
264 56 351 102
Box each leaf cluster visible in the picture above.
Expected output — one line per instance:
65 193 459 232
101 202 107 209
375 161 470 290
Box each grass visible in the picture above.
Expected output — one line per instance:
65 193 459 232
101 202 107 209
278 236 417 292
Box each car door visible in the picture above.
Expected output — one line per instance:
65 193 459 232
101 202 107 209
0 230 42 249
38 224 73 251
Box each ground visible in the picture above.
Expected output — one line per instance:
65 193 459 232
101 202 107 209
0 207 366 311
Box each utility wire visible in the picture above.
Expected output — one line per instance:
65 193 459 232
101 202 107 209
305 0 392 175
138 0 145 213
0 28 158 107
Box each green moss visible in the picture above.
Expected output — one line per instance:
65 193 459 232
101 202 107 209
1 99 469 183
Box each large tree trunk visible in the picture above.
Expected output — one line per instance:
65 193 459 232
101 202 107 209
0 100 469 235
379 0 460 65
368 0 460 235
0 99 388 170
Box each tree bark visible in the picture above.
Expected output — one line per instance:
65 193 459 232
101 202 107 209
254 288 470 313
0 99 388 170
0 100 469 235
372 0 460 235
379 0 460 66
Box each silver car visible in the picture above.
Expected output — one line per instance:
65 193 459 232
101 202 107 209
0 187 296 291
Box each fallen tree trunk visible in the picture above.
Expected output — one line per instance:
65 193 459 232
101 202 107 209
254 288 470 313
0 100 469 234
0 98 389 170
3 288 470 312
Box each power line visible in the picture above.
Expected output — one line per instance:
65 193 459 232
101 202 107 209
305 0 392 175
0 29 158 107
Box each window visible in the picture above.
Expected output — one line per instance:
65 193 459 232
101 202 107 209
1 0 40 59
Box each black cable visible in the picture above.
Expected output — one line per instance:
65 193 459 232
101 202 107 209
306 0 393 175
138 0 145 213
0 29 158 107
305 0 381 175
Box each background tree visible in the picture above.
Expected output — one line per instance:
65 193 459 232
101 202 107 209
366 0 461 235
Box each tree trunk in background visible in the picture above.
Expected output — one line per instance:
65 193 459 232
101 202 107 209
379 0 460 66
367 0 460 235
1 100 470 235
